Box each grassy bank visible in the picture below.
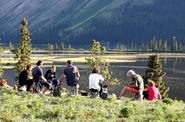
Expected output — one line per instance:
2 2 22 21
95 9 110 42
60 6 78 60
0 88 185 122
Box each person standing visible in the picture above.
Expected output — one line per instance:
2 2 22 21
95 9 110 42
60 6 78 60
18 64 34 91
60 60 80 95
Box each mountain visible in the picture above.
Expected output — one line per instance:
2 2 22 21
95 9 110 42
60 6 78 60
0 0 185 47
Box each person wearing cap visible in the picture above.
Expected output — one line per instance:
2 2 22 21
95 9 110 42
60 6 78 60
145 80 161 101
60 60 80 95
119 70 144 100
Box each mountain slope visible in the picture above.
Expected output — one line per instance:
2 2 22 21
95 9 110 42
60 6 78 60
0 0 185 47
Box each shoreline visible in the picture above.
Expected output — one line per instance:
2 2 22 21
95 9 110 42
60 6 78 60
1 50 185 65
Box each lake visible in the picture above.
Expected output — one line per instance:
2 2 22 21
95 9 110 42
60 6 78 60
4 57 185 101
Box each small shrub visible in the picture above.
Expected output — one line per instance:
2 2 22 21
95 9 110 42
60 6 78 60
120 107 133 118
163 98 174 105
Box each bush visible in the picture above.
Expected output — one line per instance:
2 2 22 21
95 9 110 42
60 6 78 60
120 107 133 118
163 98 174 104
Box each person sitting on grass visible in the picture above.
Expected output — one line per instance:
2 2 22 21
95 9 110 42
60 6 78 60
145 80 161 101
89 67 104 96
119 70 144 100
60 60 80 95
0 79 10 88
18 64 34 92
45 65 59 88
32 61 50 94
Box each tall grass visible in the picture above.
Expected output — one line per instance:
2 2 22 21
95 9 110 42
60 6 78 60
0 88 184 122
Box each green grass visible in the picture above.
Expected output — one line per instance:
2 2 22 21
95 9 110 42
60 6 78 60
0 88 185 122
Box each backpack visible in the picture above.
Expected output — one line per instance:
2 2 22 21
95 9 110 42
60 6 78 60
100 85 108 100
53 82 62 97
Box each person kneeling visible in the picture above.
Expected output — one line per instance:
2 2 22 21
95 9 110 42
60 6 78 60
119 70 144 100
89 67 104 97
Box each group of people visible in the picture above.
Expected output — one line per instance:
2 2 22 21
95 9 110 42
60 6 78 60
16 60 161 101
119 70 161 101
18 60 80 94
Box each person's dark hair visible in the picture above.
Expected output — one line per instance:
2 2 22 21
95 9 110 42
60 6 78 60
67 60 72 65
36 61 42 66
51 65 55 68
26 64 32 70
92 67 100 73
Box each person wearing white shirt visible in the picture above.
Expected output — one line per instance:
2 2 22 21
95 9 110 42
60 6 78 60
89 67 104 92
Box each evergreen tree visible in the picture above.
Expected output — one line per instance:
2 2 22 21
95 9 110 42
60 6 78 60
141 43 145 50
158 39 162 51
178 42 182 51
148 40 153 49
15 17 32 75
55 43 59 50
60 42 65 50
48 43 54 55
68 44 71 50
163 40 168 51
9 41 14 50
120 44 123 51
145 55 169 98
131 40 134 51
154 40 158 51
172 36 179 51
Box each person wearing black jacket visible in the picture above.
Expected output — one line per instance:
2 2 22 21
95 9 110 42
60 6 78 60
18 64 34 91
45 65 58 87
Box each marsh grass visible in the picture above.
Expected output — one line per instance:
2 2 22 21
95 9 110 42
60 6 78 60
0 88 185 122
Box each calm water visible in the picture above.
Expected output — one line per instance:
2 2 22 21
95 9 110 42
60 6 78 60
4 58 185 101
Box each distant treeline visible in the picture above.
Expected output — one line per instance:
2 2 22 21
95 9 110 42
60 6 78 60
5 36 184 53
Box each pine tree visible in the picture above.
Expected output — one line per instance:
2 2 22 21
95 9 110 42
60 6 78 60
15 17 32 75
178 42 182 51
55 43 59 50
158 39 162 51
9 41 14 50
131 40 134 51
154 40 158 51
60 42 65 50
120 44 123 51
145 55 169 98
172 36 179 51
48 43 54 55
163 40 168 51
68 44 71 50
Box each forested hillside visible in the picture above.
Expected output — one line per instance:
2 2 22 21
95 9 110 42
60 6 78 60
0 0 185 47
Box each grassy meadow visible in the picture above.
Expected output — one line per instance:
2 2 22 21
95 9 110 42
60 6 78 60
0 88 185 122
